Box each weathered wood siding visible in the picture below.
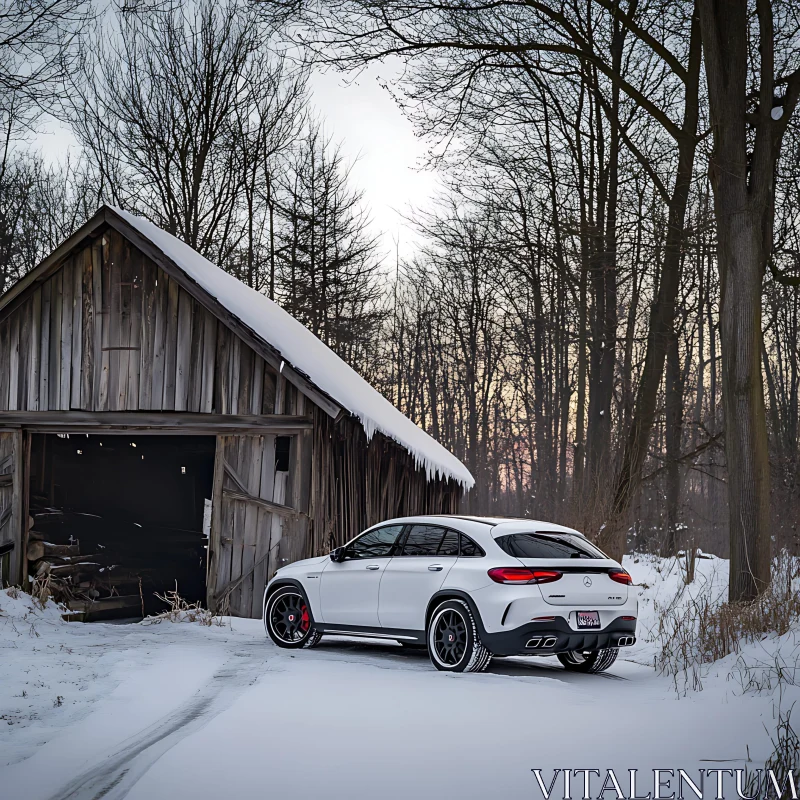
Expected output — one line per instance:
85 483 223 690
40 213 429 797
308 408 461 557
207 387 314 617
0 229 282 416
209 405 458 619
209 434 280 618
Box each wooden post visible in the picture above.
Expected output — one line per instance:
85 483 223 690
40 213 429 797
206 434 227 612
21 430 31 587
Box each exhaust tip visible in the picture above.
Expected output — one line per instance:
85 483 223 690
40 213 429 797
543 636 557 647
526 637 542 648
617 635 635 647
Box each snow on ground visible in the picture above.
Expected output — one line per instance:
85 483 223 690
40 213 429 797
0 558 797 800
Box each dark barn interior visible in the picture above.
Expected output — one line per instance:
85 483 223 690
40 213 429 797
28 434 216 618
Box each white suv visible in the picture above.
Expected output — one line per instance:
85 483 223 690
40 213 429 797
262 515 637 674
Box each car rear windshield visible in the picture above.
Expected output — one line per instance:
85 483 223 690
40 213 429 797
495 532 608 560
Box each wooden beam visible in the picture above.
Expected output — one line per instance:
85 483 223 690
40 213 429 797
65 595 141 614
102 208 343 420
0 411 313 434
222 488 300 518
223 457 250 495
213 548 271 605
206 435 227 612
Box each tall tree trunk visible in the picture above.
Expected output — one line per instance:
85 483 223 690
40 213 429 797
695 0 800 599
572 82 589 506
664 328 683 556
585 66 614 497
716 204 772 599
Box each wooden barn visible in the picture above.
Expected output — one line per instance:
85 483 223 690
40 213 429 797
0 205 472 619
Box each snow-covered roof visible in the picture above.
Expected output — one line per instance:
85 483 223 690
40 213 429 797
111 207 474 489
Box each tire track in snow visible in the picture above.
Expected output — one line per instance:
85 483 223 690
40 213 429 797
45 648 269 800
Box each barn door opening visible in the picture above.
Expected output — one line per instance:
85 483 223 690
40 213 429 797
0 430 23 588
207 433 308 618
27 433 215 619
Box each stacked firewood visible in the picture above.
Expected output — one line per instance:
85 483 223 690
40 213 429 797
27 509 144 620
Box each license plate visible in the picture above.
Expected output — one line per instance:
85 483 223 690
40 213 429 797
576 611 600 629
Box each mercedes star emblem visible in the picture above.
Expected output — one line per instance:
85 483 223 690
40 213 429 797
583 576 593 587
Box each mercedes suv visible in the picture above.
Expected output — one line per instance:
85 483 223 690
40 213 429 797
262 516 637 673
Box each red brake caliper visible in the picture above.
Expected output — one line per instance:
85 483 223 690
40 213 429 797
300 604 310 632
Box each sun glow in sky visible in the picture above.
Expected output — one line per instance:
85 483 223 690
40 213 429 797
309 63 440 260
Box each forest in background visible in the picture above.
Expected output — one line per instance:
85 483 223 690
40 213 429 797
2 0 799 600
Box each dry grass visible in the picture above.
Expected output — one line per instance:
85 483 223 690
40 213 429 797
29 572 54 609
766 707 800 785
145 585 227 627
743 706 800 798
655 552 800 691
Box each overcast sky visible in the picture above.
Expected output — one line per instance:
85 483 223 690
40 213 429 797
35 61 438 265
309 63 440 261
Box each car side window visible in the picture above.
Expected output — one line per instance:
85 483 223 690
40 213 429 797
438 531 460 556
401 525 449 556
459 534 485 557
345 525 404 559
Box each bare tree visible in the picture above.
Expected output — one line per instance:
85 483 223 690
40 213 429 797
0 0 91 288
697 0 800 600
69 0 301 266
290 0 705 557
0 0 89 143
0 153 94 291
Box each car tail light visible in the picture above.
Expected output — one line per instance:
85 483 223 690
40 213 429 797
608 569 633 585
621 616 636 621
531 616 556 622
488 568 563 585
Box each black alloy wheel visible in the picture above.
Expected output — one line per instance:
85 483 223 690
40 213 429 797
265 587 322 649
427 599 491 673
432 608 468 666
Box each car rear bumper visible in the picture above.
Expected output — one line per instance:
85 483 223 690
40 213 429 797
481 616 637 656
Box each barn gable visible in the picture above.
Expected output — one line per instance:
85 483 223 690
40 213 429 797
0 210 335 422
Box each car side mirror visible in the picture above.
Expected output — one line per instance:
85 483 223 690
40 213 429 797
330 546 346 563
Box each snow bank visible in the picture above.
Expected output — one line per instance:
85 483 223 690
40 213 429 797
0 586 66 625
111 207 474 489
624 550 730 654
624 552 800 700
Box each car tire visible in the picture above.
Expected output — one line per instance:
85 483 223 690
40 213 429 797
264 586 322 650
557 648 618 674
427 599 491 673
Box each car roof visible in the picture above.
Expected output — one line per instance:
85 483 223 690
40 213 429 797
487 520 583 538
368 515 584 541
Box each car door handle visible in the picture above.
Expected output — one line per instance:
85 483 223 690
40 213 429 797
366 564 380 570
428 564 444 572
